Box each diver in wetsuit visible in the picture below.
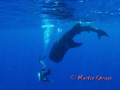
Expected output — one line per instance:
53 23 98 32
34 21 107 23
38 56 53 82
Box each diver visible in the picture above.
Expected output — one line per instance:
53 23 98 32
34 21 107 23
38 55 53 83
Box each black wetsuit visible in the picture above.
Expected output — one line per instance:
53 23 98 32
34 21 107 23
40 68 52 82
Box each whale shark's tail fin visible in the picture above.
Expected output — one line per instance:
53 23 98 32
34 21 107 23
97 29 109 39
80 26 109 39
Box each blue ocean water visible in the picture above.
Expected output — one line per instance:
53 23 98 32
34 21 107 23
0 0 120 90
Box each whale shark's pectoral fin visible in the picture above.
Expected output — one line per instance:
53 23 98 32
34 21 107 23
69 40 83 48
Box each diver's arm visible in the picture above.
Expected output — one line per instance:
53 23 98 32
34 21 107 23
40 61 46 68
39 55 46 68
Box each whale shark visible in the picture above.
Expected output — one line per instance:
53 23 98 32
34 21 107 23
49 23 109 63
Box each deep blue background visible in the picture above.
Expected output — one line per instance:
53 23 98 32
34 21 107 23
0 22 120 90
0 0 120 90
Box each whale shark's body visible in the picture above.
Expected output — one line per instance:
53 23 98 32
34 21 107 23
49 23 109 63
